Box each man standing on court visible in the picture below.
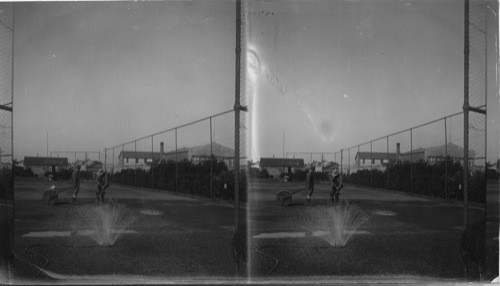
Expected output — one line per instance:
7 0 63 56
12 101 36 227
330 168 342 204
71 165 81 203
96 169 108 203
305 166 315 203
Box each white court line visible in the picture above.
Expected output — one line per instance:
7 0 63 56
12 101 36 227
139 209 163 215
22 230 138 238
253 230 370 239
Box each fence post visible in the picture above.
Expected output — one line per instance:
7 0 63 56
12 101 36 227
386 136 389 190
348 148 350 184
122 144 124 170
463 0 470 229
175 128 178 194
210 117 213 199
112 148 115 183
340 149 343 176
370 142 373 188
444 117 448 198
104 148 107 173
151 135 154 190
134 140 137 188
111 148 114 183
357 145 360 185
411 129 414 194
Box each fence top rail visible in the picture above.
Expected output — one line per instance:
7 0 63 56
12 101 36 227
50 151 101 154
106 109 234 150
286 152 338 155
339 109 472 152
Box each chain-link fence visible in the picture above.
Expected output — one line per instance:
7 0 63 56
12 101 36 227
50 151 102 166
463 0 487 210
0 2 14 279
103 110 246 202
315 111 487 203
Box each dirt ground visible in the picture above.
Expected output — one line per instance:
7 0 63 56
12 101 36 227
10 178 245 284
248 178 495 283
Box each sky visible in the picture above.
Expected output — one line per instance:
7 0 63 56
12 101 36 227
12 0 499 163
14 1 236 160
246 0 499 163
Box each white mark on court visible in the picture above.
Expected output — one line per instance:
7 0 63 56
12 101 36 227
254 232 305 239
139 209 163 216
253 230 370 239
372 210 397 216
23 230 137 238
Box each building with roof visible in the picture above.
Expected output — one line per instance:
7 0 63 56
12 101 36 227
259 157 305 177
355 152 398 170
23 156 69 177
117 142 238 170
355 142 475 170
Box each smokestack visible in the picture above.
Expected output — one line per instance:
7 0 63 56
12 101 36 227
396 143 401 161
160 142 164 161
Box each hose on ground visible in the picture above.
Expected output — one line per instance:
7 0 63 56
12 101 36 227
13 243 101 279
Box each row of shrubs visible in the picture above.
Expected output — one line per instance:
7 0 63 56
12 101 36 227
12 165 96 181
253 159 491 204
0 167 13 201
250 168 331 182
345 160 486 203
110 160 247 202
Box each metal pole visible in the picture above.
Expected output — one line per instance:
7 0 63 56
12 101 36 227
484 2 488 212
370 142 373 188
151 135 154 190
357 146 360 185
134 140 137 188
175 128 178 194
122 144 124 170
210 117 213 198
112 148 114 183
410 129 413 194
463 0 470 229
234 0 242 231
340 149 343 177
445 118 448 197
46 131 49 175
282 132 285 173
348 148 350 184
104 148 107 173
386 136 390 190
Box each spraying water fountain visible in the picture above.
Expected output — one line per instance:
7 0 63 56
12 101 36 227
74 202 137 247
307 205 371 247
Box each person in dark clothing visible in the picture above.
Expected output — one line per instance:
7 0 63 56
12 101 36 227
330 169 343 203
96 169 108 203
71 165 81 203
305 166 315 203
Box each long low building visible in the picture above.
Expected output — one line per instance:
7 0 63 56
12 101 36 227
355 142 476 170
259 157 305 177
23 156 69 177
116 142 241 170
